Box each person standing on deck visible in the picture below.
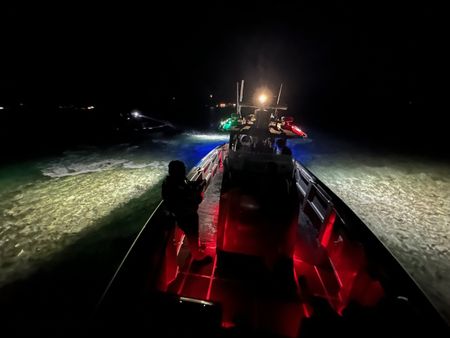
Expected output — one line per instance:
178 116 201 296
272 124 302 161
275 138 292 156
162 160 212 263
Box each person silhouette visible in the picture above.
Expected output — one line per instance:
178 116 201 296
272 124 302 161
275 138 292 156
162 160 211 263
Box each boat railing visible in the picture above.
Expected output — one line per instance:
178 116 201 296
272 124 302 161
93 198 165 314
294 165 315 201
189 145 226 186
294 161 448 326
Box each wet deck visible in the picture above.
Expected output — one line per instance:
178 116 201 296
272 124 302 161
161 166 382 336
164 169 305 336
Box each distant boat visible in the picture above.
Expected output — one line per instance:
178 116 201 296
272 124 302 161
114 110 182 137
94 82 448 337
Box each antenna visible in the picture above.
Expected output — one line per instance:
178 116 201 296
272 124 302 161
238 80 245 116
236 81 240 115
274 83 283 117
276 83 283 105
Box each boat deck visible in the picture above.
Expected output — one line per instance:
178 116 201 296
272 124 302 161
160 167 353 336
95 144 448 337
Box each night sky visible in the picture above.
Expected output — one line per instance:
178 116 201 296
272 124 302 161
0 2 445 158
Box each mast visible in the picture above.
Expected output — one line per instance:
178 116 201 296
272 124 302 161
236 82 240 116
274 83 283 117
276 83 283 105
239 80 244 116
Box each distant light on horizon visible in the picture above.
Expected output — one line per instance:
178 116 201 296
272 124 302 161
131 111 140 118
0 106 4 110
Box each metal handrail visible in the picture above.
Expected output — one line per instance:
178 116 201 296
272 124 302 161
94 199 164 313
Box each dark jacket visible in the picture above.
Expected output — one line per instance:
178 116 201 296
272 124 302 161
162 176 202 217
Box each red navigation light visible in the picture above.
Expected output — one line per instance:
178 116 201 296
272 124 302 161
279 116 307 137
281 116 294 125
291 125 307 137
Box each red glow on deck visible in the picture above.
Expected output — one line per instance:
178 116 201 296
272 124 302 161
206 255 218 300
322 221 384 313
157 160 385 335
292 209 384 316
302 303 312 318
217 189 297 262
320 210 336 247
218 150 223 168
221 321 236 329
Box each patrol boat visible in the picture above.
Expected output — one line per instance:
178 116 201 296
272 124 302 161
94 82 448 337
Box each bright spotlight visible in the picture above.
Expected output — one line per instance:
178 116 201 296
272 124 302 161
131 111 140 118
254 88 272 106
258 94 268 105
